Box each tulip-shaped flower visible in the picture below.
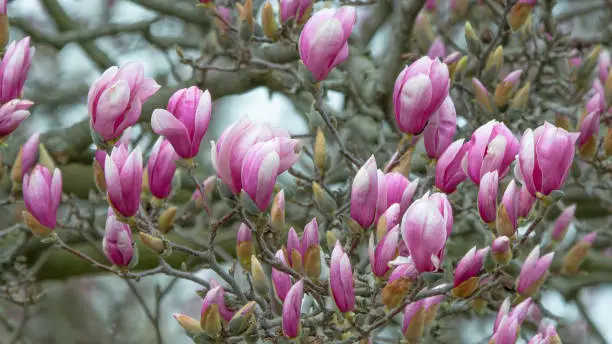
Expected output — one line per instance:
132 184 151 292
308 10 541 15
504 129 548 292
151 86 212 159
517 122 579 197
279 0 312 24
93 129 131 192
103 210 134 267
402 300 426 342
22 165 62 234
105 146 143 218
369 225 400 278
598 50 610 85
516 246 554 297
298 6 356 81
435 138 469 193
0 37 34 104
551 204 576 242
382 257 419 309
401 192 453 272
301 218 321 279
236 223 253 270
330 241 355 313
350 156 379 228
0 99 33 143
452 247 489 298
517 183 536 218
423 96 457 159
384 172 418 215
393 56 450 135
200 285 233 337
427 37 446 59
147 138 178 200
497 180 520 237
478 171 498 224
211 117 299 194
376 203 401 239
272 249 293 301
241 140 282 211
88 62 160 142
282 279 304 338
491 236 512 265
490 314 519 344
465 120 519 184
12 132 39 182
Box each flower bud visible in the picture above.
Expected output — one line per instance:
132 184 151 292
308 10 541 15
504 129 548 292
22 165 62 233
330 241 355 313
577 109 601 158
427 37 446 59
414 13 434 53
369 225 400 278
494 69 522 108
508 0 535 31
200 292 223 338
376 203 401 241
435 139 469 193
604 128 612 157
0 37 35 104
147 137 179 200
482 45 503 83
272 249 292 302
555 114 573 131
382 258 418 308
302 218 321 279
11 133 40 185
351 156 379 228
0 1 8 50
236 0 254 39
158 206 177 234
478 171 498 225
491 236 512 265
402 300 426 342
473 78 494 114
562 232 596 275
228 301 257 336
517 246 554 297
236 223 253 270
138 232 167 254
0 99 33 144
423 96 457 159
444 52 464 81
270 190 285 231
282 279 304 338
508 82 531 109
103 211 134 267
286 227 303 272
105 146 143 219
551 204 576 242
312 181 337 213
262 2 279 40
314 128 327 173
496 180 520 237
573 45 602 85
173 313 203 334
251 255 270 296
464 22 482 56
452 247 489 298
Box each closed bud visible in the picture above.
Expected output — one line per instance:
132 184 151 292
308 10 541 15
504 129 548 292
444 52 463 81
562 232 596 275
465 22 482 56
517 246 554 297
555 114 573 131
173 313 203 334
251 255 270 296
382 258 418 308
574 45 602 84
496 204 515 238
491 236 512 265
604 128 612 157
403 301 426 342
282 280 304 338
11 133 40 185
312 181 337 213
228 301 257 336
158 206 177 234
473 78 494 114
38 143 56 173
415 13 434 52
509 82 531 109
326 231 337 252
237 223 253 270
508 1 535 31
236 0 254 39
302 218 321 279
452 247 489 298
314 128 327 173
201 304 222 338
22 210 53 237
270 190 285 231
138 232 167 254
494 69 522 108
551 204 576 242
262 2 279 40
482 46 503 83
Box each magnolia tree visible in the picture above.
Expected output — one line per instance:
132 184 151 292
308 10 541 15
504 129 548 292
1 0 611 343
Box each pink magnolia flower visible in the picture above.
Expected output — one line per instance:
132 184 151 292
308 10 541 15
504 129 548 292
464 120 519 184
0 37 35 104
105 146 143 218
0 0 6 14
393 56 450 135
15 132 40 180
453 246 489 288
279 0 312 24
551 204 576 242
282 279 304 338
330 241 355 313
88 62 160 141
435 138 469 193
103 209 134 267
241 140 282 211
577 93 602 148
384 172 418 215
423 96 457 159
351 156 379 228
401 192 453 272
369 225 400 277
22 165 62 230
477 170 498 224
211 117 299 194
427 37 446 59
151 86 212 159
298 6 356 81
0 99 33 140
377 203 402 236
517 246 554 296
201 282 234 326
500 179 521 234
147 137 179 199
517 183 536 218
491 314 519 344
517 122 579 196
272 249 293 302
597 50 610 85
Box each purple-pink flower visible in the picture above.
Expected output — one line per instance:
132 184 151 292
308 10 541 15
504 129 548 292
88 62 160 141
393 56 450 135
298 6 356 81
0 99 33 141
551 204 576 242
15 132 40 181
103 209 134 267
384 172 418 215
453 246 489 289
279 0 311 24
147 137 179 199
330 241 355 313
369 225 400 278
516 246 554 296
0 37 34 104
423 96 457 159
22 165 62 230
272 249 293 302
477 170 498 224
105 146 143 218
282 279 304 338
151 86 212 159
351 156 379 228
435 138 469 193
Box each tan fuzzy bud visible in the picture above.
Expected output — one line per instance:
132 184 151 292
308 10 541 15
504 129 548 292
603 128 612 157
201 304 222 338
578 136 598 158
290 249 303 273
236 240 253 271
269 190 285 231
391 148 413 178
508 2 533 31
10 148 25 185
173 314 203 334
250 255 270 296
236 0 253 38
423 303 440 325
605 70 612 105
492 249 513 266
314 128 327 174
228 301 256 336
464 22 482 56
404 307 426 342
312 182 337 213
471 298 488 315
261 2 278 40
562 241 593 275
573 45 602 84
508 82 531 109
138 232 167 254
496 204 515 238
158 206 177 234
326 231 337 252
381 278 412 309
482 46 504 83
0 14 8 50
448 56 468 82
555 114 573 131
473 78 494 114
451 276 479 299
415 14 434 53
22 211 53 237
38 143 56 172
303 245 321 280
93 159 107 193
